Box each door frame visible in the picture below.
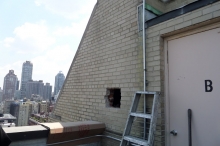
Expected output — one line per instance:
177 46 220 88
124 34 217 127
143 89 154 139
164 21 220 146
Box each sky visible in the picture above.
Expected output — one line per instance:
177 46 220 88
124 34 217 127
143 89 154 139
0 0 97 91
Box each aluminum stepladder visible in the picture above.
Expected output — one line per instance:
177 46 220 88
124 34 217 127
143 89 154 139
120 91 160 146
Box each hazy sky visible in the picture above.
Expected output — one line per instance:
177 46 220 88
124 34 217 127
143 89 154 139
0 0 97 90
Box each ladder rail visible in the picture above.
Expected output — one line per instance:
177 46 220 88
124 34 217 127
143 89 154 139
121 93 138 139
123 92 142 136
120 91 160 146
131 93 141 112
147 92 160 145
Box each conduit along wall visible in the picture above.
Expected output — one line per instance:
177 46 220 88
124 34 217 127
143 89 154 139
136 2 166 146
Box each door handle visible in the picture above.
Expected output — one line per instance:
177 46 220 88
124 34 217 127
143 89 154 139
170 130 178 136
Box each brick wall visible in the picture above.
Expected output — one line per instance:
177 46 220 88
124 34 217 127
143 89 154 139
146 1 220 92
146 1 220 145
53 0 220 145
54 0 144 143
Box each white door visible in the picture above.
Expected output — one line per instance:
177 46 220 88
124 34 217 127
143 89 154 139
167 27 220 146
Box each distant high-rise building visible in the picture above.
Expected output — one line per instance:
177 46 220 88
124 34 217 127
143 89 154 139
3 100 14 114
39 101 47 113
25 102 33 118
0 87 3 102
43 83 52 100
17 103 29 126
54 71 65 96
16 80 19 90
26 80 44 98
3 70 18 100
54 90 60 102
30 101 39 114
10 102 20 125
20 61 33 99
14 90 21 99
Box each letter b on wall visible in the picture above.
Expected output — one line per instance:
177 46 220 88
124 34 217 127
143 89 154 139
205 80 213 92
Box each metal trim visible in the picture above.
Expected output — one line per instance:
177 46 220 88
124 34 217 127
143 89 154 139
145 0 220 28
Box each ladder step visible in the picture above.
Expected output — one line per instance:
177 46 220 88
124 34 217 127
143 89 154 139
124 136 148 145
136 91 158 95
130 112 152 119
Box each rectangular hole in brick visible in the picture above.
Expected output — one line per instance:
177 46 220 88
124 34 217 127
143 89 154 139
105 88 121 108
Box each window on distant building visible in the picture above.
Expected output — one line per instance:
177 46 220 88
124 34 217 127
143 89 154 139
105 88 121 108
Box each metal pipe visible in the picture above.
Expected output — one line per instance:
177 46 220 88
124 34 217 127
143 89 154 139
142 0 146 139
142 1 146 94
188 109 192 146
47 135 121 146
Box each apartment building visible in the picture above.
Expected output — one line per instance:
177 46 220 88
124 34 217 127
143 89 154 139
26 80 44 98
3 100 14 114
3 70 18 100
43 83 52 100
54 71 65 96
17 103 29 126
20 61 33 99
39 101 47 113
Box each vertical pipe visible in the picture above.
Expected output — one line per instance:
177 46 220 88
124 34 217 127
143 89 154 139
142 0 146 139
188 109 192 146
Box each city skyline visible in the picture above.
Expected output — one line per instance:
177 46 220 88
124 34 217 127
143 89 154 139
0 61 61 93
0 65 62 92
0 0 97 89
0 61 62 98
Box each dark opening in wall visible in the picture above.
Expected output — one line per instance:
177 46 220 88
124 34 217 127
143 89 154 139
105 88 121 108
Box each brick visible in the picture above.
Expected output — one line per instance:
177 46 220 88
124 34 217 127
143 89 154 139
147 61 160 67
184 11 202 21
167 18 183 27
148 31 160 38
213 10 220 18
149 23 167 33
192 13 213 25
160 26 174 34
175 20 192 30
153 86 161 91
152 45 160 51
148 51 160 57
203 3 220 15
154 66 160 71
